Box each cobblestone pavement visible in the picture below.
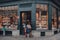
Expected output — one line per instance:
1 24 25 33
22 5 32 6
0 33 60 40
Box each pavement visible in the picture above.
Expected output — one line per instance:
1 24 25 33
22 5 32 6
0 33 60 40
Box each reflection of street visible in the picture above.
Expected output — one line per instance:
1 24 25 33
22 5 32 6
0 33 60 40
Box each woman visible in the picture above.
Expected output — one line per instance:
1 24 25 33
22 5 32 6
26 22 33 37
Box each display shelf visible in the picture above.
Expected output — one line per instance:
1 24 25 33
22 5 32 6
2 16 18 30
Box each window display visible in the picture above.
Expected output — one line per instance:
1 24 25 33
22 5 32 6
0 15 3 28
52 7 57 29
0 6 18 30
58 16 60 28
36 4 48 29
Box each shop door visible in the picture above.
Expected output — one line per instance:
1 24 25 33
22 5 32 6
20 11 31 35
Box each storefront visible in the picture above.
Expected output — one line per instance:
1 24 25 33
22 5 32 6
0 0 59 35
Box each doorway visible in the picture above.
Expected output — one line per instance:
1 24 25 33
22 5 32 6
20 11 31 35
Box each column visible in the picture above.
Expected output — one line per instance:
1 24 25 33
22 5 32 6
48 4 52 30
31 3 36 30
56 8 58 29
17 5 20 34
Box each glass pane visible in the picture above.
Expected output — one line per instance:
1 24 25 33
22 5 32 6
0 6 19 30
36 4 48 29
58 16 60 28
52 7 57 29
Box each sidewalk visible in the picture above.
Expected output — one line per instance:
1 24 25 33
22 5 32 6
0 33 60 40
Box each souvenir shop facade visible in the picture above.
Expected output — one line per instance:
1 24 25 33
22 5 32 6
0 0 59 35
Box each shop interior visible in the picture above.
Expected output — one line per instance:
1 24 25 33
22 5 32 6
0 6 19 30
20 11 31 35
36 4 48 29
52 7 57 29
36 4 57 29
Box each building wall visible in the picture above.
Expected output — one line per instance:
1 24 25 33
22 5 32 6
0 0 59 35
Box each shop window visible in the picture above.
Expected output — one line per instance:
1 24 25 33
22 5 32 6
0 6 19 30
58 16 60 28
52 7 57 29
36 4 48 29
